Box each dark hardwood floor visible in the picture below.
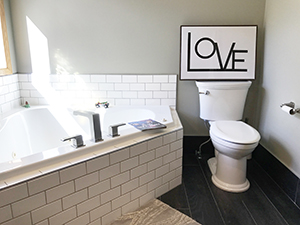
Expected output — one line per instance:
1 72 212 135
159 137 300 225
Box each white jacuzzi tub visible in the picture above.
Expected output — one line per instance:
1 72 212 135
0 105 179 187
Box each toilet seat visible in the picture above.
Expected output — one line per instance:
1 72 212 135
210 121 260 145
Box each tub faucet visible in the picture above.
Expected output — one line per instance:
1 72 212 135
73 110 103 142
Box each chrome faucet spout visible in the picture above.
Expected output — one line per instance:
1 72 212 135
73 110 103 142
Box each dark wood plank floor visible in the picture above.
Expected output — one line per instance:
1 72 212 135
159 137 300 225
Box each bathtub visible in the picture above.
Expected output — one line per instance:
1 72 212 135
0 105 180 188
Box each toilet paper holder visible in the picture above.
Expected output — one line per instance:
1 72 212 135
280 102 300 115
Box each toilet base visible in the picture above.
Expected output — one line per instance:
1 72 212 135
207 157 250 193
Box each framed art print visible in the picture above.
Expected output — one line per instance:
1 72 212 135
180 25 257 80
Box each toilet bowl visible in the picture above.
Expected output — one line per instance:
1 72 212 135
208 120 260 192
196 81 261 193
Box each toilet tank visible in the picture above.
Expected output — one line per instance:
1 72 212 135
196 81 252 121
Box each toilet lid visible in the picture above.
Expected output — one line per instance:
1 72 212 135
210 121 260 144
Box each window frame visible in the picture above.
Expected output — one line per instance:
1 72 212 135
0 0 12 75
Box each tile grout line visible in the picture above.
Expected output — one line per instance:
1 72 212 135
197 157 226 225
182 178 193 219
252 179 289 225
241 200 258 225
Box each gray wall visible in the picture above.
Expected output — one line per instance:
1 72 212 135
9 0 266 135
259 0 300 177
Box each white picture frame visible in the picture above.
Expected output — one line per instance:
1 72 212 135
180 25 257 80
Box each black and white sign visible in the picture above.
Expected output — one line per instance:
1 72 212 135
180 25 257 80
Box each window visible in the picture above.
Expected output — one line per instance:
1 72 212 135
0 0 12 75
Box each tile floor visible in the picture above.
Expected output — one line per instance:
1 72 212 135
159 136 300 225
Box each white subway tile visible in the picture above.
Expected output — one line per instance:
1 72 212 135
49 206 76 225
88 179 110 198
100 163 120 181
83 83 98 91
111 171 130 188
65 213 89 225
168 91 176 98
31 200 62 224
153 91 168 98
0 205 12 224
131 164 147 179
99 83 114 90
75 171 99 191
169 75 177 82
175 167 182 177
122 199 139 215
46 181 75 203
18 74 29 82
148 157 163 171
49 74 60 82
59 74 75 83
122 75 137 83
163 132 177 145
121 156 139 172
130 99 145 105
156 145 170 158
139 191 155 206
177 129 184 140
2 213 32 225
121 178 139 195
3 75 13 85
170 176 182 190
130 142 148 157
130 83 144 91
145 83 160 91
28 172 60 195
137 75 152 83
176 148 183 159
107 75 122 83
139 171 155 185
62 189 88 210
87 154 109 173
102 208 121 225
60 163 87 183
170 158 182 171
162 170 176 184
130 184 147 200
148 137 163 150
90 202 111 221
91 90 107 98
161 98 176 106
138 91 152 99
77 196 100 216
155 183 169 198
122 91 137 98
91 75 106 82
101 186 120 204
154 75 168 83
12 192 46 217
115 83 130 91
0 85 9 95
112 193 130 210
115 98 130 105
170 139 183 152
161 83 176 91
107 91 122 98
146 99 160 105
148 177 162 191
75 74 91 83
139 150 155 164
155 164 169 178
52 82 68 90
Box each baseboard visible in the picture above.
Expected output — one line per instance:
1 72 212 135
183 136 300 207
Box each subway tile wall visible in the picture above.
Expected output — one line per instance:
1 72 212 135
18 74 177 108
0 74 20 113
0 129 183 225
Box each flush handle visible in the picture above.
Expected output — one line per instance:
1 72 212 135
199 90 210 95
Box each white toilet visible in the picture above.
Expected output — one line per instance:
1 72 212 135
196 81 260 193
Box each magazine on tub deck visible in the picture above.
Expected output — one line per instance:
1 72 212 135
128 119 167 131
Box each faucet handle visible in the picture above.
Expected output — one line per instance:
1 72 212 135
109 123 126 137
61 135 85 148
